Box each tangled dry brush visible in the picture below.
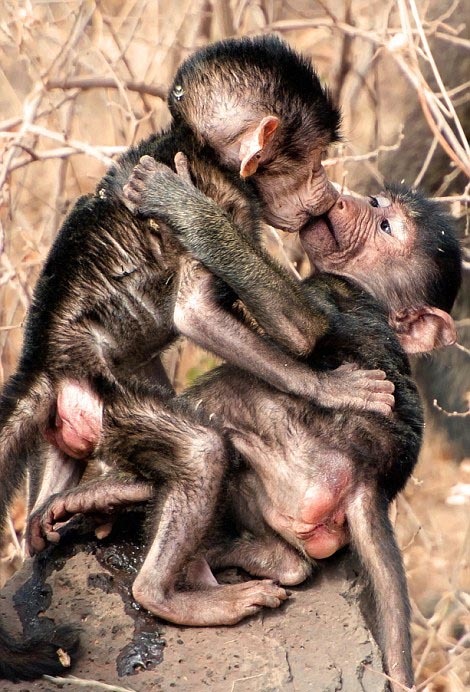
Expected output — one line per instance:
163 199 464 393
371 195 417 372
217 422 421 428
0 1 468 689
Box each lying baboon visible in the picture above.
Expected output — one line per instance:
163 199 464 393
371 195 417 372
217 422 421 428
127 165 463 691
30 170 461 691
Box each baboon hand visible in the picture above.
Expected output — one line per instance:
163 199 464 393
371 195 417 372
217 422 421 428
174 151 194 185
123 154 207 223
312 363 395 416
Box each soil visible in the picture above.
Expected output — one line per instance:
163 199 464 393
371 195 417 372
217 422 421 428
0 512 388 692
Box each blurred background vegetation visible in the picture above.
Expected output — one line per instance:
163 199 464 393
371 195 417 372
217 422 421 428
0 1 468 689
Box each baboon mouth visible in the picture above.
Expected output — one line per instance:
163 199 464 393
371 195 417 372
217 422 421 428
306 214 339 251
299 215 338 249
297 522 329 539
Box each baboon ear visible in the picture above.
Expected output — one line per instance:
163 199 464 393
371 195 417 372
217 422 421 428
390 306 457 354
239 116 280 178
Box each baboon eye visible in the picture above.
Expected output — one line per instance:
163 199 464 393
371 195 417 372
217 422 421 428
380 219 391 234
172 84 185 100
369 196 379 207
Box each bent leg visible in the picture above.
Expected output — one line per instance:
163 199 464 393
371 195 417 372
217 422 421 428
29 443 85 514
102 391 288 625
207 532 312 586
27 472 154 553
26 442 86 554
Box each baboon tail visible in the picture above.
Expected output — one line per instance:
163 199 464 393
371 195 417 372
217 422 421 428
0 374 80 681
0 373 53 530
347 487 414 691
0 622 80 681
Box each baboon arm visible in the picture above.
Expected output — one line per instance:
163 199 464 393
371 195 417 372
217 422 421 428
184 234 326 357
173 259 395 418
125 155 325 356
174 259 318 398
125 159 395 413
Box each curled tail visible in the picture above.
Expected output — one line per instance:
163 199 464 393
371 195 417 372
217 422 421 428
347 487 414 692
0 373 53 528
0 374 80 681
0 623 80 681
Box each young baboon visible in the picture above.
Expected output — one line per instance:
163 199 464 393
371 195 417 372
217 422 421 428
0 36 395 681
124 168 463 691
29 179 461 691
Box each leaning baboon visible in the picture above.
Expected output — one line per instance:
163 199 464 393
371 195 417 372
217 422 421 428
0 36 395 681
126 167 463 692
30 178 461 692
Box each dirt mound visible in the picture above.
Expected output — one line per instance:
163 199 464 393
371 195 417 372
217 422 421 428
0 514 386 691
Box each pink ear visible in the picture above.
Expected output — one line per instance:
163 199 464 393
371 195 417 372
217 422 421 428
391 307 457 354
239 116 280 178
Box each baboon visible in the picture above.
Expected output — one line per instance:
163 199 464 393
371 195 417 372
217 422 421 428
0 35 395 681
126 167 463 691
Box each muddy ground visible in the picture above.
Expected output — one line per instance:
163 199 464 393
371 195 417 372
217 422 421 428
0 512 388 692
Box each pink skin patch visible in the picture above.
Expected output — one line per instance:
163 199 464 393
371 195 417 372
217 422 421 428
294 485 349 559
44 380 103 459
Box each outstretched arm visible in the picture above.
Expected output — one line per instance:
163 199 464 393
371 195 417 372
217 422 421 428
124 154 327 358
173 256 392 411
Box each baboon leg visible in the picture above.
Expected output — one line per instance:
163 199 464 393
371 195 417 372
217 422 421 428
27 472 154 552
27 442 85 549
207 533 312 586
102 393 288 626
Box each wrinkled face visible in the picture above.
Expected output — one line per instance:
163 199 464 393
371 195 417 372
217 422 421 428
288 465 352 560
255 146 339 232
300 193 415 280
296 508 350 560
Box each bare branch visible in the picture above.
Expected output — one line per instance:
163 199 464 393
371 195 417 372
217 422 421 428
45 77 167 101
7 146 126 174
435 31 470 49
432 398 470 418
407 0 469 158
324 133 404 167
44 675 137 692
9 124 117 166
0 86 43 192
453 342 470 357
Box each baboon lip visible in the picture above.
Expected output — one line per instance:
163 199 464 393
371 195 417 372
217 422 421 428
297 522 328 539
299 215 330 237
298 215 316 235
302 214 339 251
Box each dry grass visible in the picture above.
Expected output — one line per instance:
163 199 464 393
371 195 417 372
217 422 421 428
0 1 468 689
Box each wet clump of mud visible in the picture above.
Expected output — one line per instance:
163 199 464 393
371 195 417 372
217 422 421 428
91 511 167 675
2 508 389 691
13 509 166 677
